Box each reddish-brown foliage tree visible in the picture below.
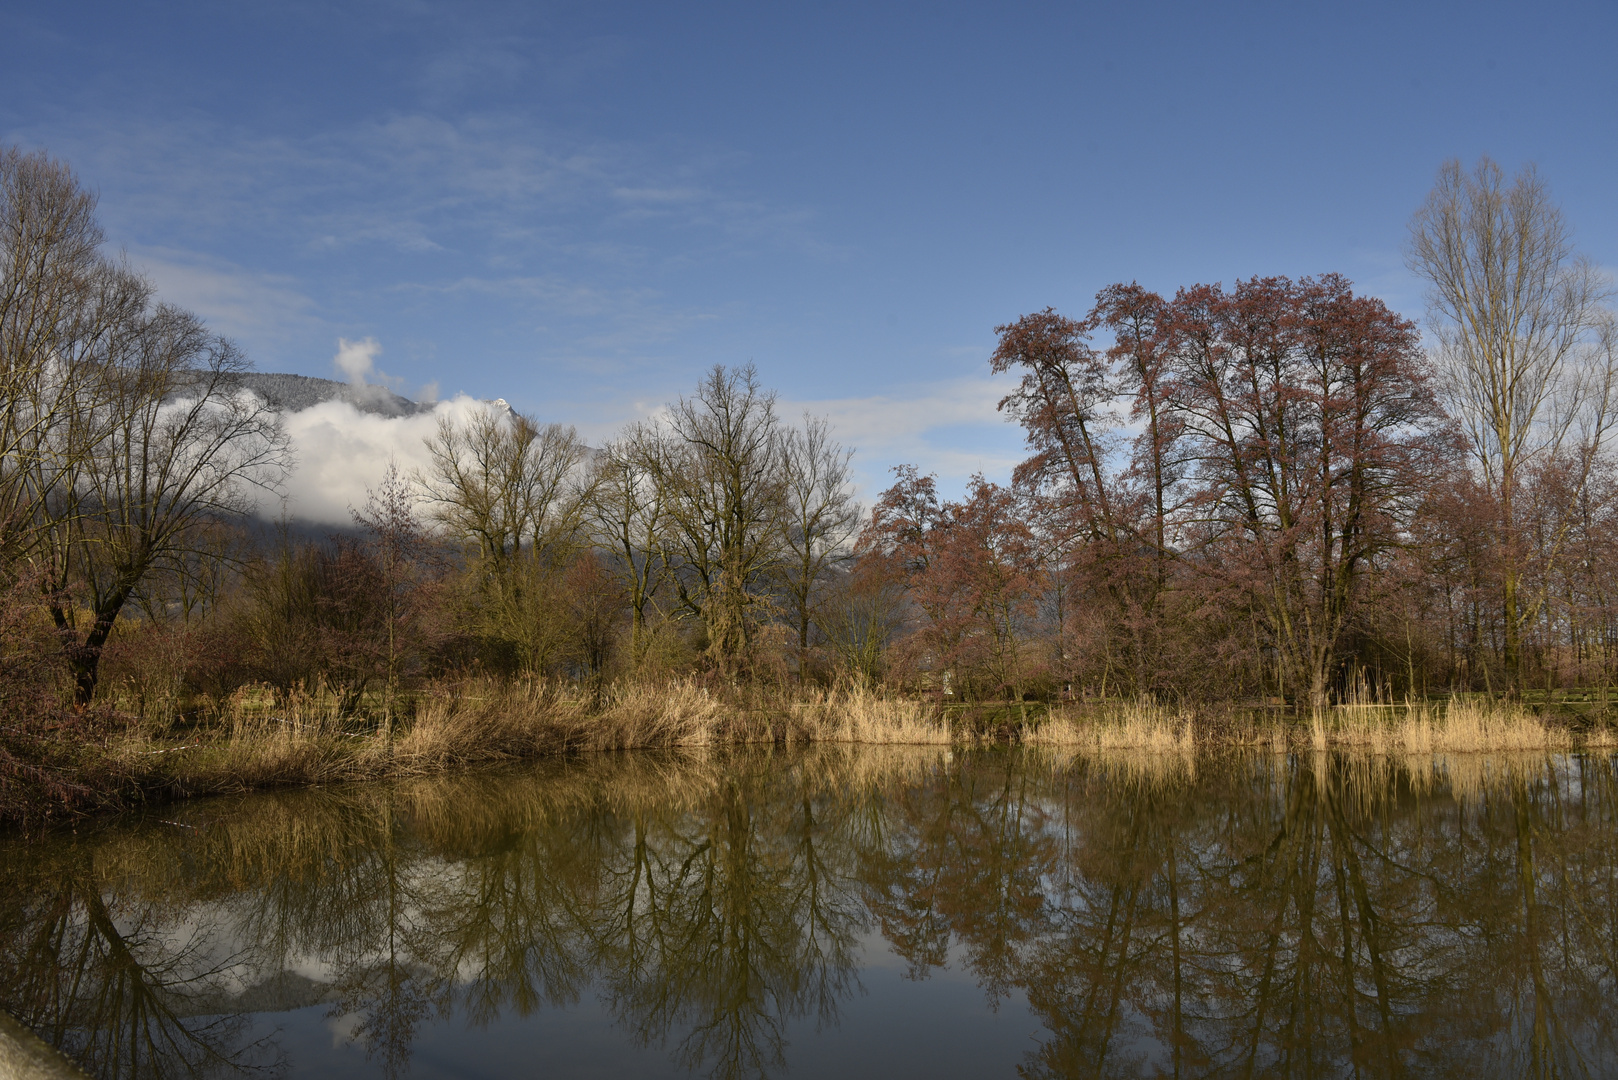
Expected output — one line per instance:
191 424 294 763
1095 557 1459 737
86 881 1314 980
982 275 1450 709
865 468 1042 699
990 309 1119 541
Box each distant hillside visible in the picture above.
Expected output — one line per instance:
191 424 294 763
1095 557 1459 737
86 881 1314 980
238 372 434 418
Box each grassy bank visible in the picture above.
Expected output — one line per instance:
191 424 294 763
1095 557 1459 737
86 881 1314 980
8 681 1618 826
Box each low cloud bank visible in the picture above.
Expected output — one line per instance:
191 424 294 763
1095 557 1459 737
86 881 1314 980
250 337 475 525
261 395 486 525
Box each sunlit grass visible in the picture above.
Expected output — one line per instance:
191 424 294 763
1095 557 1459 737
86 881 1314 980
87 677 1618 820
1026 697 1196 752
106 676 956 802
795 685 952 745
1311 695 1615 754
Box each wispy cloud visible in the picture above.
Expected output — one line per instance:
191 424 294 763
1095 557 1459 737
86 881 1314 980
786 376 1025 499
6 105 836 394
15 108 822 270
395 273 729 363
124 245 325 350
127 242 331 365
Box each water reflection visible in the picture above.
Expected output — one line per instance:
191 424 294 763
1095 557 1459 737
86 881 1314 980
2 748 1616 1079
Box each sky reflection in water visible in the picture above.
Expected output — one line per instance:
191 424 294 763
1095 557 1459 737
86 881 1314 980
2 747 1616 1079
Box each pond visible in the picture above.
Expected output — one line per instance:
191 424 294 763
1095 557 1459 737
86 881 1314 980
2 746 1615 1079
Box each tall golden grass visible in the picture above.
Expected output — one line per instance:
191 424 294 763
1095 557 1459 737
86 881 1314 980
1311 696 1617 754
794 685 952 745
79 679 1618 820
106 676 953 802
1027 698 1197 753
1024 693 1615 756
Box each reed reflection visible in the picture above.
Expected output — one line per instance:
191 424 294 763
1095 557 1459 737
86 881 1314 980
0 747 1614 1079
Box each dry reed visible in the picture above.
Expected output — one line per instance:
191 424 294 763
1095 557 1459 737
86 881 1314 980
1020 692 1615 757
78 678 1618 823
103 676 956 805
795 685 951 745
1313 697 1593 754
1028 698 1197 753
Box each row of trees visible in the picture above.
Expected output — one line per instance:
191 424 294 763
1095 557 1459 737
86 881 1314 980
91 364 865 717
870 273 1449 709
858 157 1618 706
7 143 1617 720
405 362 860 685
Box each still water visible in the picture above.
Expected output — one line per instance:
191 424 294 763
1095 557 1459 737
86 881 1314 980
2 746 1616 1079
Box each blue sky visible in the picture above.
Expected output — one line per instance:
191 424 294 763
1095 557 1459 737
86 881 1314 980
5 1 1617 507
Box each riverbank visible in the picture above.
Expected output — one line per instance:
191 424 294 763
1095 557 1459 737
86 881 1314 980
6 679 1616 826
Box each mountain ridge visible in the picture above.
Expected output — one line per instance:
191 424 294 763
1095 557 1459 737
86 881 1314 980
237 372 434 418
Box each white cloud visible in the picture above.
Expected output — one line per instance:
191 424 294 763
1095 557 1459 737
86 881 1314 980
796 377 1004 447
267 395 486 525
333 336 383 384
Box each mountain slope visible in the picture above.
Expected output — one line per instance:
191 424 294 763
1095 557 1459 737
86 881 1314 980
237 373 433 418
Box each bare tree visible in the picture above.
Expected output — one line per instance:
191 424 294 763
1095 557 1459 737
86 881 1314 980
417 404 592 673
39 301 289 703
813 561 906 685
650 364 788 677
418 405 590 571
3 146 292 703
1408 156 1618 686
776 415 859 677
0 147 144 565
352 462 436 734
588 422 673 662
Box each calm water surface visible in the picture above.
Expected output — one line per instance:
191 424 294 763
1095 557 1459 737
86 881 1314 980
3 747 1616 1079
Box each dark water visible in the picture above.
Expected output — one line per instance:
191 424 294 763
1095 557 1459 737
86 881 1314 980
3 747 1617 1080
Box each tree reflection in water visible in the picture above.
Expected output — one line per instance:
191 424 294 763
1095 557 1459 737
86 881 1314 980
1 748 1615 1079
